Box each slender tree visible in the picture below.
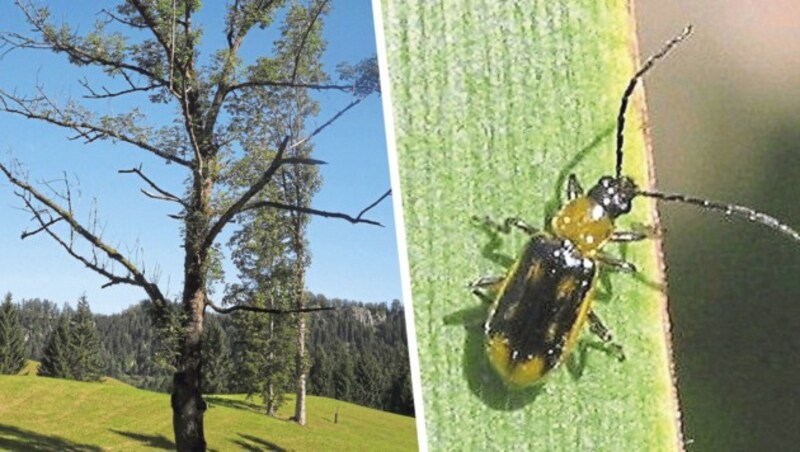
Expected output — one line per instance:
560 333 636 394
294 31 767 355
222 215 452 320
225 1 324 420
292 292 310 424
283 158 318 426
0 2 383 448
227 202 297 415
251 2 324 425
0 293 27 375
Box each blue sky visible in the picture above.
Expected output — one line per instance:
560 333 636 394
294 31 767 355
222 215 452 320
0 1 401 314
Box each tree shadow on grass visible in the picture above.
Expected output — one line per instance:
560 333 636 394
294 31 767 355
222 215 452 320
234 433 287 452
205 396 263 414
0 424 102 451
110 429 175 449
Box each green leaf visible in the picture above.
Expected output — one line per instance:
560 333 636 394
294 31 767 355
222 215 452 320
381 1 682 450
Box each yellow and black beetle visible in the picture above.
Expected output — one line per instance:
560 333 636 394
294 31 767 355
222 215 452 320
470 26 800 388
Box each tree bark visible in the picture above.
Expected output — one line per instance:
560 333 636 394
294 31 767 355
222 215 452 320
266 382 276 416
267 315 276 417
294 307 307 425
172 285 207 451
293 233 307 426
172 176 212 451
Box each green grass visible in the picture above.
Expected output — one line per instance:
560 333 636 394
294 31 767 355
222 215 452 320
0 369 417 451
381 0 680 450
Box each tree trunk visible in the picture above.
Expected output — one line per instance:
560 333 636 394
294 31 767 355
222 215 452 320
266 382 276 416
294 309 307 425
172 284 207 451
172 176 211 451
293 240 307 426
266 316 276 417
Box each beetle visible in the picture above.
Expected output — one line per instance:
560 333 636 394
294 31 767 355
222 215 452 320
470 26 800 387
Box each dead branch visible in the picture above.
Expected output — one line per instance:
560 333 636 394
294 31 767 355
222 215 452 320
291 97 363 150
281 157 327 166
15 186 140 287
0 162 166 306
226 81 353 96
242 199 386 227
18 191 140 288
19 216 63 239
205 298 334 315
356 189 392 221
79 77 164 100
141 189 180 203
119 166 186 206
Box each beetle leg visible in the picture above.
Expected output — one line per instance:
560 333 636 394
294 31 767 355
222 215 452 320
567 174 584 201
588 311 625 362
471 290 492 304
503 217 538 235
596 252 637 273
469 275 503 287
468 275 504 289
611 223 658 242
474 215 538 235
611 230 648 242
468 275 503 304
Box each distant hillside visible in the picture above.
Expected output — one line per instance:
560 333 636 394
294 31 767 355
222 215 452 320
15 293 414 416
0 371 418 451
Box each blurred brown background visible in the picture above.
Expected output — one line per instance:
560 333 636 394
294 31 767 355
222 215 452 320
636 1 800 450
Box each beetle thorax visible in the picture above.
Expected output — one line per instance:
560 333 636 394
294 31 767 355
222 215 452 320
551 196 614 255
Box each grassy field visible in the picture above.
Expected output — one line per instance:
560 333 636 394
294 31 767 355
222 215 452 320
0 363 417 451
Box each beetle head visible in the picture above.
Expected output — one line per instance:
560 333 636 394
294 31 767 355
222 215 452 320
588 176 638 219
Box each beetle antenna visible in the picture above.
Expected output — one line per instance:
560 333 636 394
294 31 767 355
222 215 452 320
615 26 693 179
638 190 800 243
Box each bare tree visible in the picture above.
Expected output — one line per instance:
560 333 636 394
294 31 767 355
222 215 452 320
0 1 385 449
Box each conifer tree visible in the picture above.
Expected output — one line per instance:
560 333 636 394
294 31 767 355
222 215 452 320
201 319 230 394
17 297 59 360
70 296 104 381
0 293 27 375
234 270 302 419
38 310 73 379
230 310 271 396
